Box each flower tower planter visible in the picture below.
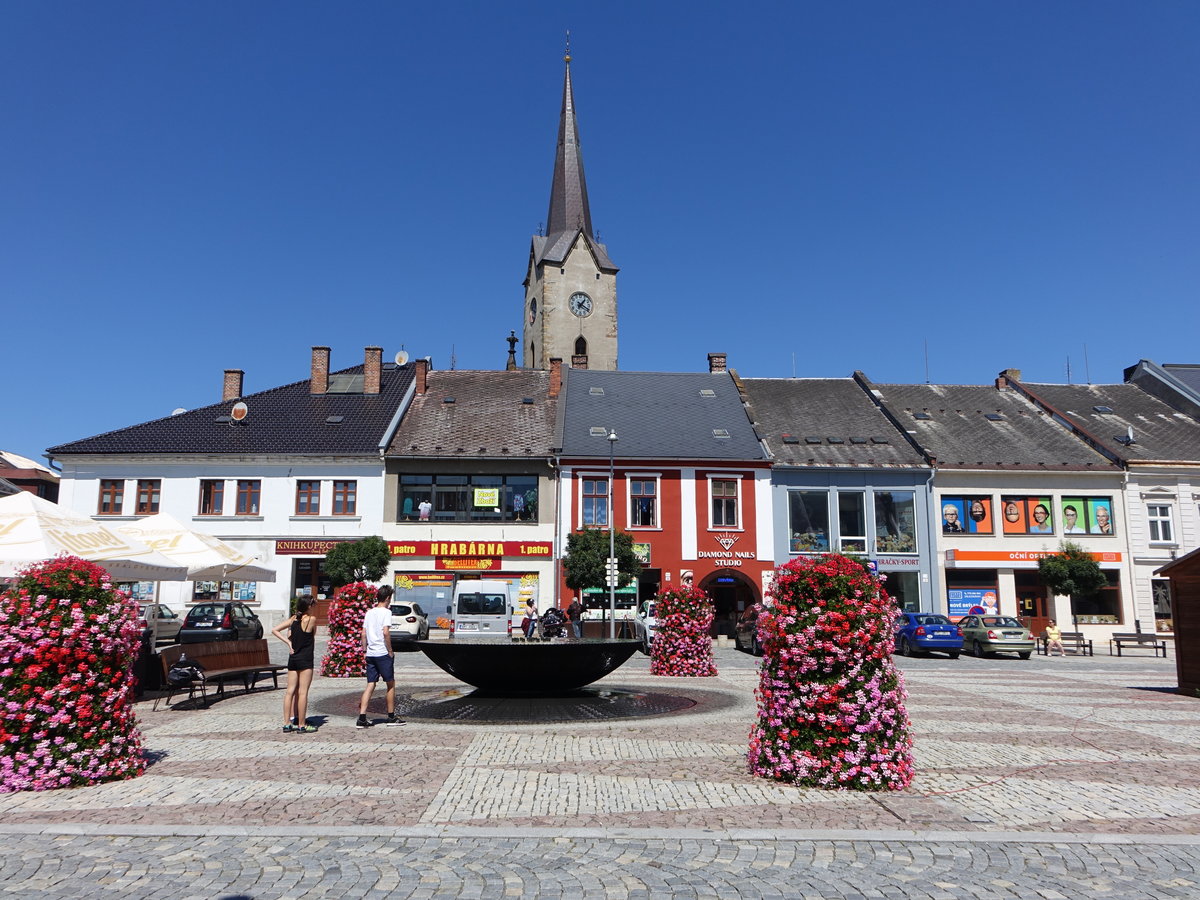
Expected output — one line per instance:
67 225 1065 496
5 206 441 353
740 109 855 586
0 556 146 793
649 585 717 677
748 554 913 790
321 582 378 677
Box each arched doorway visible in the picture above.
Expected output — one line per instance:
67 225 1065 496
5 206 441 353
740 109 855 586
698 569 760 637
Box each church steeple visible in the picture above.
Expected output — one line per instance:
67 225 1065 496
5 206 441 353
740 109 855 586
546 50 594 242
522 43 618 372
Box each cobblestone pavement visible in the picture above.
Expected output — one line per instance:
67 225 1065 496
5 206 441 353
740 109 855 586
3 642 1199 897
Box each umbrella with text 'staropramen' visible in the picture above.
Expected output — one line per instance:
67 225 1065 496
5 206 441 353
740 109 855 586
0 492 188 582
115 513 277 583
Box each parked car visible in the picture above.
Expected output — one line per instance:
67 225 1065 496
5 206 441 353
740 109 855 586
893 612 963 658
139 602 183 645
390 601 429 647
734 605 763 656
633 600 657 654
957 615 1035 659
179 602 264 643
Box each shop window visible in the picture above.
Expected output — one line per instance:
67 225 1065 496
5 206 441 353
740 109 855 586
135 479 161 515
874 491 916 553
295 481 320 516
582 477 608 526
884 571 921 612
1070 571 1122 625
236 480 261 516
98 480 124 515
710 478 738 528
398 474 538 524
192 581 258 603
1152 579 1173 632
332 480 357 516
941 495 992 535
999 496 1054 535
630 478 657 528
198 480 224 516
837 491 866 552
788 490 830 552
1147 504 1174 543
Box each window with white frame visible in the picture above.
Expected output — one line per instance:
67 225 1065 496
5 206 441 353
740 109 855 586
710 478 739 528
1147 504 1174 543
581 477 608 526
629 478 657 528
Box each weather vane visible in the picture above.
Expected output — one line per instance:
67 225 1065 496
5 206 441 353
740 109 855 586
565 29 571 63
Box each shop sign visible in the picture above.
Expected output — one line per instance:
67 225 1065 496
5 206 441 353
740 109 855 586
388 540 552 558
275 539 346 555
696 533 756 567
876 556 922 568
473 488 499 508
946 549 1121 566
435 557 500 571
632 542 652 564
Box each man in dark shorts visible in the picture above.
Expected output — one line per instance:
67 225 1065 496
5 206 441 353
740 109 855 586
356 586 404 727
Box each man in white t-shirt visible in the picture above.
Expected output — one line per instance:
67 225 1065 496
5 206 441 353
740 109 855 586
356 586 405 727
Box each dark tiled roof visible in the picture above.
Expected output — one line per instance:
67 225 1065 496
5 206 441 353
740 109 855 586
1018 382 1200 464
1163 364 1200 396
871 383 1117 471
49 364 414 456
560 370 765 460
386 370 558 457
740 378 926 468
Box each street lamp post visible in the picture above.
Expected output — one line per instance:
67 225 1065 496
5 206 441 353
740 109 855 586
607 429 618 640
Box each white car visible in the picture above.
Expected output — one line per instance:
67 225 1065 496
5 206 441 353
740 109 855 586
390 602 430 647
139 603 182 645
633 600 657 655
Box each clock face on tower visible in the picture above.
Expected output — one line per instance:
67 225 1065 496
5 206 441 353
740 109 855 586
569 292 593 317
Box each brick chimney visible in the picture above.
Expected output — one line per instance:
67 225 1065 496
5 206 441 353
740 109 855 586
415 357 429 395
364 346 382 394
708 352 728 374
549 358 563 398
222 369 244 402
996 368 1022 390
310 346 330 395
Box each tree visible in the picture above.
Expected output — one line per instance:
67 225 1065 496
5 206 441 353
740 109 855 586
324 536 391 587
561 527 642 599
1038 541 1107 610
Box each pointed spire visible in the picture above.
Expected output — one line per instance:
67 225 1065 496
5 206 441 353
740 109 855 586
545 43 594 241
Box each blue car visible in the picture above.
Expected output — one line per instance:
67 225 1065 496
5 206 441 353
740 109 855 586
894 612 963 659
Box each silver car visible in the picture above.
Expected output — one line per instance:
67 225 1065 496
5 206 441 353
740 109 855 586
139 603 183 645
957 615 1036 659
633 600 657 655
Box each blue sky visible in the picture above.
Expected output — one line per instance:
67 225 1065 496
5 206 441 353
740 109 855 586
5 2 1198 463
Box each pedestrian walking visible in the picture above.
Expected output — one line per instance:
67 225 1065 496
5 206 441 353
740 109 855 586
567 597 583 639
271 596 318 733
522 600 539 640
356 586 405 728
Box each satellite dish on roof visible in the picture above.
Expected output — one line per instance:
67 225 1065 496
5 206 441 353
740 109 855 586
394 350 410 366
171 408 187 416
230 401 249 422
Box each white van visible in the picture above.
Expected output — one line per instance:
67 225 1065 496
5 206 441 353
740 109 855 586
451 579 513 639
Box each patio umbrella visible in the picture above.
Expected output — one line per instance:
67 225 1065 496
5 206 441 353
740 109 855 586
0 492 188 582
116 513 277 583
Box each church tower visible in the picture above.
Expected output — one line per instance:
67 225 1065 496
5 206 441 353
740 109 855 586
523 48 618 371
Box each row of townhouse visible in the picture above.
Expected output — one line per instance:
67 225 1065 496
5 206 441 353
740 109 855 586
48 350 1200 641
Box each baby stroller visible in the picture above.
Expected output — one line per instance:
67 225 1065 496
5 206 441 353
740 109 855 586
540 607 568 639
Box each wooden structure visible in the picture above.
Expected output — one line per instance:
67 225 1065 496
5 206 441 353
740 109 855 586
1156 548 1200 696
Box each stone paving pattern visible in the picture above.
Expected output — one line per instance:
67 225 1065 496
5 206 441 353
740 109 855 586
3 643 1200 897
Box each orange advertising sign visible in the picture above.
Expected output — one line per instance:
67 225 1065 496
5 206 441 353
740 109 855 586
388 541 551 558
434 558 500 571
946 549 1121 564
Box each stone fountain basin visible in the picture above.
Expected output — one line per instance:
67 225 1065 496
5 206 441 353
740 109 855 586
416 639 641 694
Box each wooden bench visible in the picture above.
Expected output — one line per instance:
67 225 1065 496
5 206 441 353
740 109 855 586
1108 633 1168 658
155 640 287 709
1038 631 1094 656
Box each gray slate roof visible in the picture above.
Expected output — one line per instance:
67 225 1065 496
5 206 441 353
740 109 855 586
560 370 765 461
1164 364 1200 396
48 364 414 457
1017 382 1200 464
386 370 558 458
740 378 926 468
870 383 1117 471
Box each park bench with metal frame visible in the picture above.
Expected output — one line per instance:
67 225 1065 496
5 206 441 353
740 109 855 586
1038 631 1094 656
1108 632 1167 658
154 639 286 709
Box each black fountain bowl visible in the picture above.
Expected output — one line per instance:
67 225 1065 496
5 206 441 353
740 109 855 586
416 639 641 694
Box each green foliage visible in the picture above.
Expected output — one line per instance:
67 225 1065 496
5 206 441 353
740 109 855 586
1037 541 1107 600
324 536 391 587
561 527 641 593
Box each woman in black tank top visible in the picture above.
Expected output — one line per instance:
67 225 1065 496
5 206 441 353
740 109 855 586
271 597 318 732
